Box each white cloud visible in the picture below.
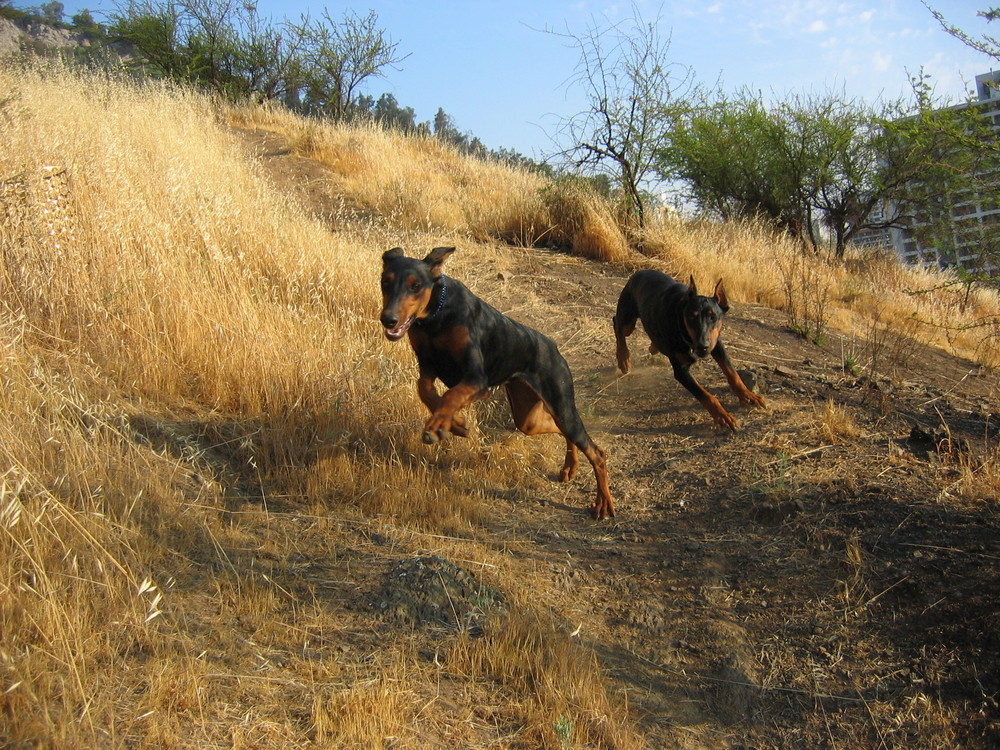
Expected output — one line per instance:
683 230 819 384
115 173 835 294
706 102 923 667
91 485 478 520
805 19 828 33
872 50 892 72
859 10 874 22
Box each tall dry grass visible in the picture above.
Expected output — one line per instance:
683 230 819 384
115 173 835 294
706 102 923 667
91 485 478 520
228 102 634 262
230 98 1000 370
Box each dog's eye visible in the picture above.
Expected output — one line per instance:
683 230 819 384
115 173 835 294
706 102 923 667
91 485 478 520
409 281 423 293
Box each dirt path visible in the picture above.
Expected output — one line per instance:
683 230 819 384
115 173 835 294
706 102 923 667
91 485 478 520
235 126 1000 748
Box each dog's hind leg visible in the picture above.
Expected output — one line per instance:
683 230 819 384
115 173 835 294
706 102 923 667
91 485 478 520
581 442 614 519
505 377 584 479
505 379 561 435
509 371 615 519
506 379 581 482
560 440 579 482
612 287 639 374
532 374 616 519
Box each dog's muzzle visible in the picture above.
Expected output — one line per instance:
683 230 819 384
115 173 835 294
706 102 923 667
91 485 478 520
381 312 415 341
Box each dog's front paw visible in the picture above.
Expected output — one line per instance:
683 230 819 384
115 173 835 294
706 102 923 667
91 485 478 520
712 410 738 431
422 413 468 443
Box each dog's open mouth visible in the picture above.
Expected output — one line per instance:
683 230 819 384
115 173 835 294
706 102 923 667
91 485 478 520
384 314 416 341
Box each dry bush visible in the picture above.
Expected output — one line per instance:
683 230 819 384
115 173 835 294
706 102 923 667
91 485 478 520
641 216 796 308
948 446 1000 503
538 178 631 262
860 308 926 382
777 249 833 344
228 103 638 262
814 398 862 443
838 246 1000 369
310 652 420 748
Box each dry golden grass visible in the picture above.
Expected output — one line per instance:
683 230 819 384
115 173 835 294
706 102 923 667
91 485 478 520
814 398 863 443
227 102 634 262
447 610 647 749
2 58 999 748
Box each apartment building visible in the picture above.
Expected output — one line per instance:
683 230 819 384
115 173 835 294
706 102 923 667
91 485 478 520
886 70 1000 276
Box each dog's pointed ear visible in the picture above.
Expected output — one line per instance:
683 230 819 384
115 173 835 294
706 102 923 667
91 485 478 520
423 247 455 278
382 247 405 265
687 275 698 299
713 279 730 312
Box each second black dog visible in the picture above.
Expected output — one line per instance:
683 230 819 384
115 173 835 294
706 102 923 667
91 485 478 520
613 269 765 429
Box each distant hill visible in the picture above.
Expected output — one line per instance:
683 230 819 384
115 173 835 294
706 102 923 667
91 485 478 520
0 16 93 53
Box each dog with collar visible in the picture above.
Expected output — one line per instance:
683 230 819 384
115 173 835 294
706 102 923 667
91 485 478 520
380 247 615 519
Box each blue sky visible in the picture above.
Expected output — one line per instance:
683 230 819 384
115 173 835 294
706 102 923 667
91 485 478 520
56 0 998 158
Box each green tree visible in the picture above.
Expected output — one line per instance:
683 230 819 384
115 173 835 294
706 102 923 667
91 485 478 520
294 8 406 121
110 1 404 113
659 88 973 258
110 1 185 82
433 106 451 137
372 92 417 131
71 8 100 32
658 90 815 239
800 95 906 257
925 4 1000 61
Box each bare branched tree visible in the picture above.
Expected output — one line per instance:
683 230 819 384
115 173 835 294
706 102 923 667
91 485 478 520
548 6 693 230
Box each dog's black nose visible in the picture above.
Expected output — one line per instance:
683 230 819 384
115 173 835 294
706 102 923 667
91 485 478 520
695 346 710 357
380 311 399 329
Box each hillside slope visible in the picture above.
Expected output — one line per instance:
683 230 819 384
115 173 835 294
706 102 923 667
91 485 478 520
2 60 998 748
232 126 1000 748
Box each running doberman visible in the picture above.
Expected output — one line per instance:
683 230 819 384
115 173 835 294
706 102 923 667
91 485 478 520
613 269 766 429
379 247 615 519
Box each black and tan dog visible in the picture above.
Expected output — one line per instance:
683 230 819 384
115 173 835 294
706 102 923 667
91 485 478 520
613 269 765 429
380 247 615 519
